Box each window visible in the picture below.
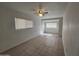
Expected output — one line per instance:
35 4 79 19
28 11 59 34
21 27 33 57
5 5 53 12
46 23 57 28
15 18 33 30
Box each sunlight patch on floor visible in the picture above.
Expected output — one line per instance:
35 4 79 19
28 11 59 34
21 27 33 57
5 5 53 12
40 32 52 36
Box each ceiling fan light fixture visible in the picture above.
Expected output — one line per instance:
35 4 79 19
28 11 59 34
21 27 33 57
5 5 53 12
33 3 48 17
37 10 44 17
38 13 43 17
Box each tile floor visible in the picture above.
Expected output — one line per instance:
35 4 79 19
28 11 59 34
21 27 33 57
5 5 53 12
1 34 64 56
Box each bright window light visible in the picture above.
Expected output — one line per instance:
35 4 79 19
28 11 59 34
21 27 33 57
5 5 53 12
46 23 57 28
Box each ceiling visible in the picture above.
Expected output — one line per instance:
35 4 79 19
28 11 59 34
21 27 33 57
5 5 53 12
0 2 68 19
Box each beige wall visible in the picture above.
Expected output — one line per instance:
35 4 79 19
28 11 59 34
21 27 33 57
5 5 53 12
62 2 79 55
0 7 41 53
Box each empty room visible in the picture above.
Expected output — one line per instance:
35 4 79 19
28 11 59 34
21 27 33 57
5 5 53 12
0 2 79 56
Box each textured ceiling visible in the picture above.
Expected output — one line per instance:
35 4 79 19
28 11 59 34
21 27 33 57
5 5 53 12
0 2 68 19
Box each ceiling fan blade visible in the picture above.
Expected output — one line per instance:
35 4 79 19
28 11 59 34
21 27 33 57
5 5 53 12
33 9 36 11
44 12 48 14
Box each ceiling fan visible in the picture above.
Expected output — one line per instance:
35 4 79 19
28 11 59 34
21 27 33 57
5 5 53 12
33 3 48 17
